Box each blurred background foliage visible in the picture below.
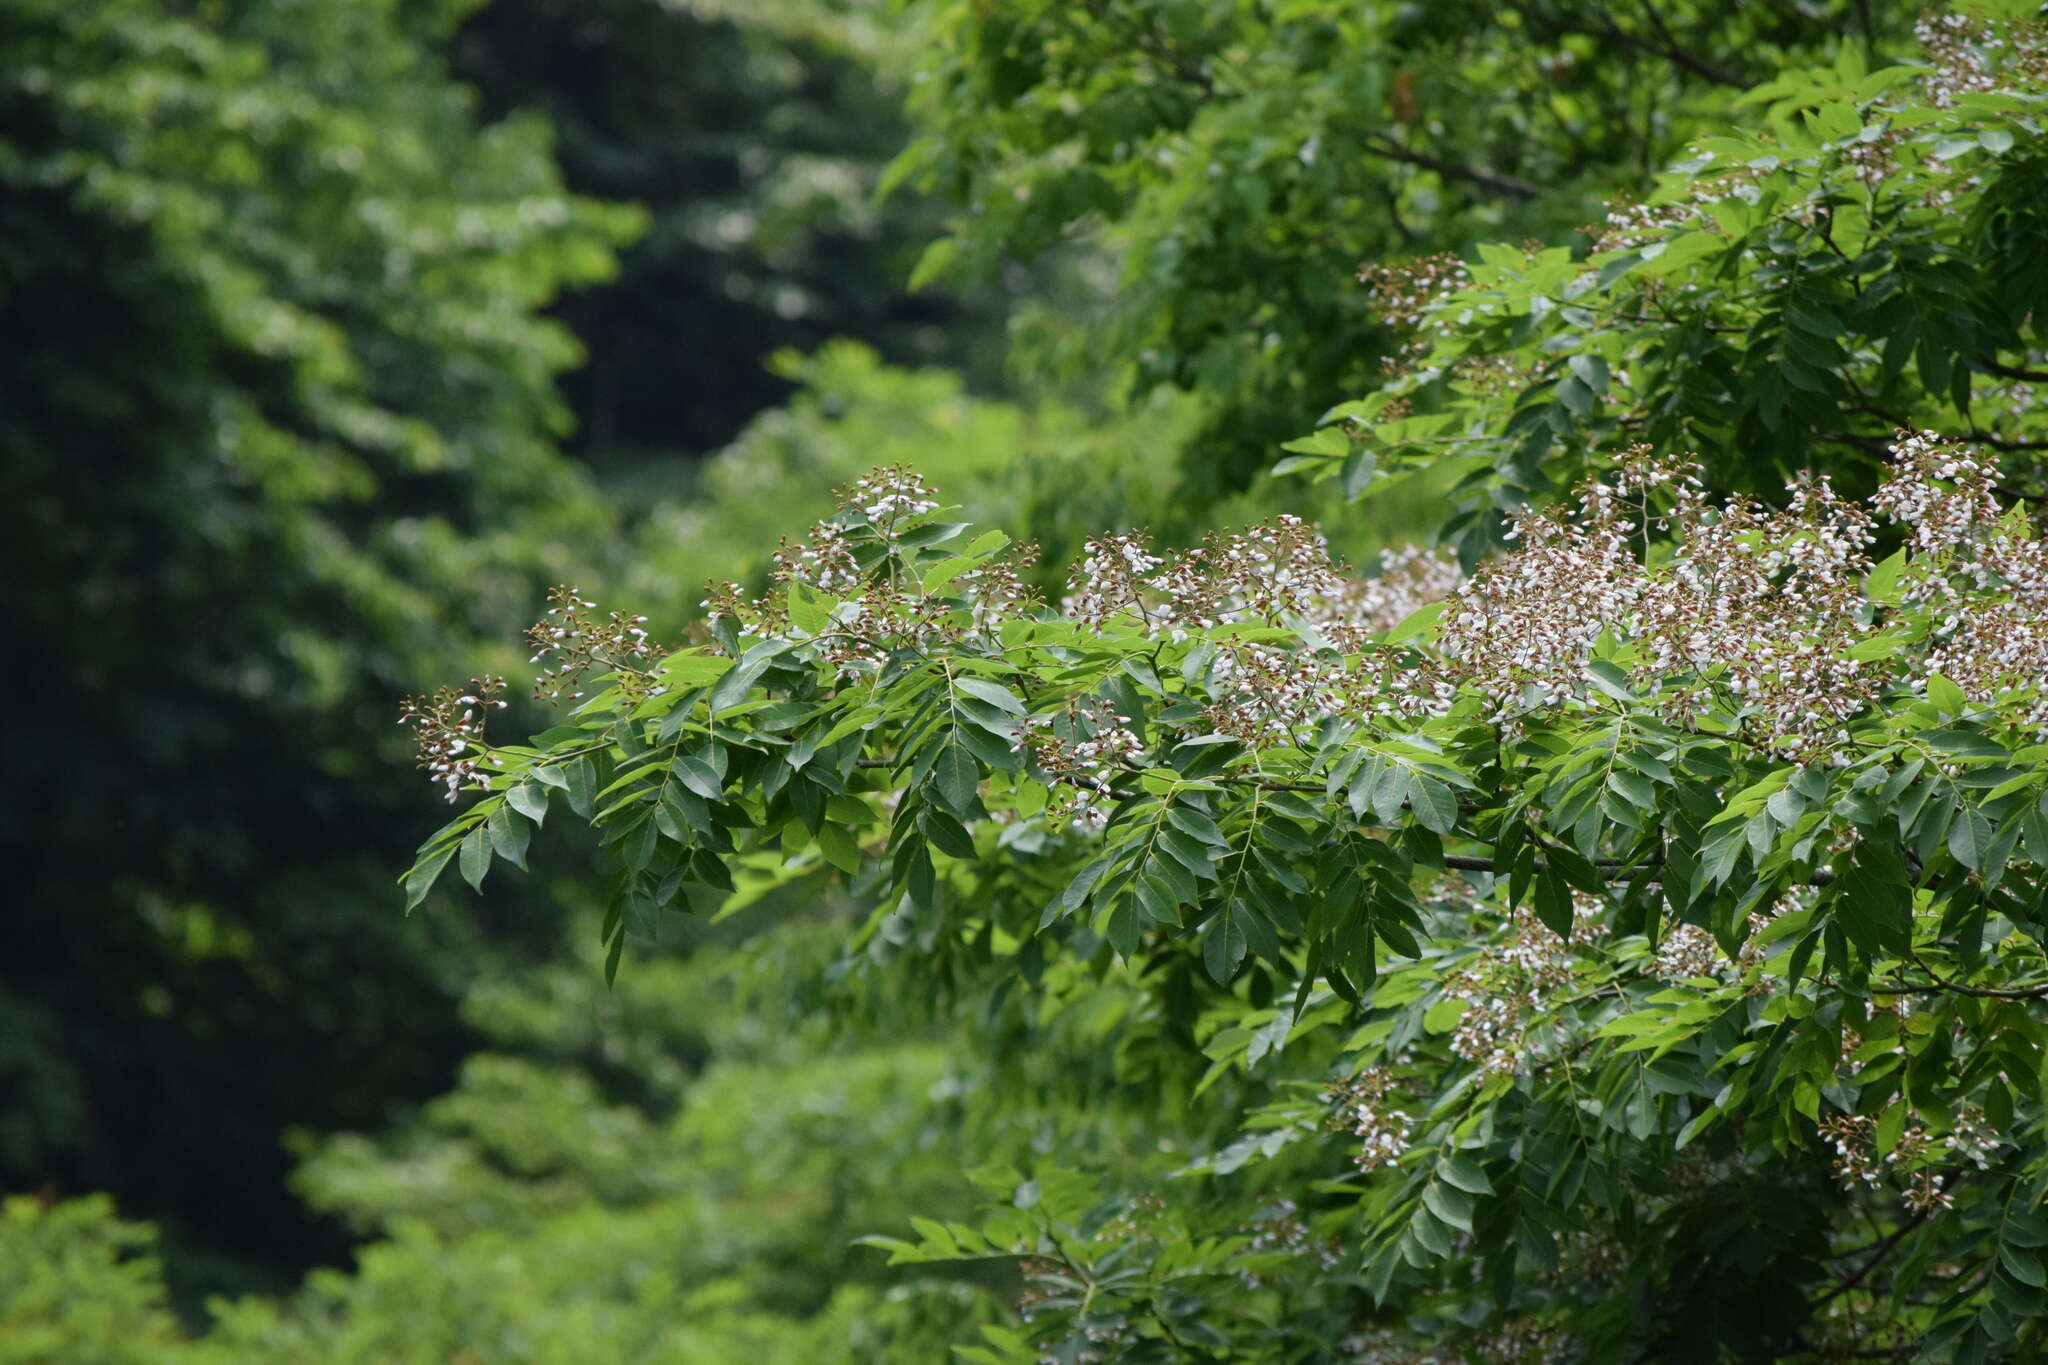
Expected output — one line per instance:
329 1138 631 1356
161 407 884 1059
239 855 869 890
1 0 1902 1357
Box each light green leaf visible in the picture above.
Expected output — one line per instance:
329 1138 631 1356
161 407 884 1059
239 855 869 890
458 826 492 893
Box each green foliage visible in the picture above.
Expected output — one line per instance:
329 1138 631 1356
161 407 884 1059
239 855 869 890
0 935 1008 1363
0 1198 185 1365
0 0 633 1289
890 0 1902 500
1290 10 2048 562
621 338 1448 624
408 18 2048 1361
447 0 1017 464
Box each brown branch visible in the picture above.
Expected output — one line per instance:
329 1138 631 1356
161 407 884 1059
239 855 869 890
1872 955 2048 1000
1977 355 2048 383
1504 0 1744 89
1358 133 1545 200
1630 0 1744 88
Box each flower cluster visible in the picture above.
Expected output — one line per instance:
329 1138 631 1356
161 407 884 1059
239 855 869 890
399 676 508 801
1877 433 2048 735
1422 439 2046 751
1917 12 2048 109
844 463 939 525
1324 1065 1412 1171
711 467 1039 679
1358 251 1470 332
1651 914 1769 985
1017 697 1145 831
1236 1198 1340 1288
1066 516 1350 636
1442 923 1579 1078
1818 1103 2003 1215
526 585 657 705
1328 546 1464 638
1589 193 1700 255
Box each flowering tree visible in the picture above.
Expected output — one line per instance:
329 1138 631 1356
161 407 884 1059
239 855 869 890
403 14 2048 1363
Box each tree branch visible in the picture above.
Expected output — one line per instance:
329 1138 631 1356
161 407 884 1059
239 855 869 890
1976 355 2048 383
1359 133 1545 200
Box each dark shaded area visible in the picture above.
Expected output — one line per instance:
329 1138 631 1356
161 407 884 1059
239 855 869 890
451 0 977 465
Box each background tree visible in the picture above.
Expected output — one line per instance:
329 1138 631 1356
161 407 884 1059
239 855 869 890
0 0 634 1296
445 0 1019 478
890 0 1906 505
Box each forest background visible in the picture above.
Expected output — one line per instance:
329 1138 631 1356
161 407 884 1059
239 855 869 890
5 1 2044 1362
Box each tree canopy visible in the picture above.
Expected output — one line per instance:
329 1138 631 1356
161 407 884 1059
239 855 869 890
9 1 2048 1361
404 12 2048 1360
889 0 1907 502
1 0 632 1291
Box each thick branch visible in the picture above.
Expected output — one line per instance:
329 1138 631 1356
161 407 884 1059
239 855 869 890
1977 355 2048 383
1359 133 1545 200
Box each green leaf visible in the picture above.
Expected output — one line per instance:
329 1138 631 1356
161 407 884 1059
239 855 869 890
1532 867 1574 938
1922 728 2007 761
506 781 549 826
931 744 981 817
1410 776 1458 834
955 676 1026 716
674 755 725 800
709 640 790 713
404 843 457 912
566 757 598 818
1585 659 1634 704
1340 449 1378 499
1203 908 1249 983
1555 374 1594 417
458 825 492 891
488 805 529 872
1926 675 1968 716
921 555 978 595
1607 770 1657 811
1865 547 1907 603
1834 845 1911 953
1168 804 1230 848
786 581 833 634
816 820 861 875
1382 601 1446 647
1949 806 1992 871
1438 1154 1493 1195
1281 425 1349 456
1046 856 1112 926
2000 1244 2046 1289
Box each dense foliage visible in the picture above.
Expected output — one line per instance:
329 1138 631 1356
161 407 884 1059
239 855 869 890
401 14 2048 1361
890 0 1905 501
12 1 2048 1362
0 0 638 1290
446 0 1011 467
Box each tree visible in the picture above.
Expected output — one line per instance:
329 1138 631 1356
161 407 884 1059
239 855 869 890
407 13 2048 1361
888 0 1905 504
0 0 635 1295
445 0 1015 468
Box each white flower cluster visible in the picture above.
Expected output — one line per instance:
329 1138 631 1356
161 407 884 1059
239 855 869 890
1916 12 2048 109
1358 251 1471 332
1819 1102 2003 1215
1017 697 1145 831
1419 436 2048 751
1443 923 1578 1078
1236 1197 1339 1288
1324 1064 1412 1171
399 676 509 801
844 464 939 525
1651 915 1769 985
526 585 656 705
